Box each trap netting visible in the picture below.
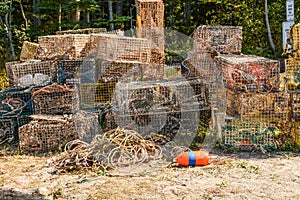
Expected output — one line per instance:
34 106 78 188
5 60 56 88
193 25 242 54
290 91 300 122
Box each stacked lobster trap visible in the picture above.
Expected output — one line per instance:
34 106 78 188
103 77 211 144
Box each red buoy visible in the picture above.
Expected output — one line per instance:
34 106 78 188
176 150 212 167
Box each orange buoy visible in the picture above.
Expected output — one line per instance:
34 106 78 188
176 150 212 167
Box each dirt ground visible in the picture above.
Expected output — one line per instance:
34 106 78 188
0 150 299 200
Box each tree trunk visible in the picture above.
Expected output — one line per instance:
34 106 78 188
265 0 275 52
33 0 41 27
169 0 174 27
58 3 62 31
5 0 16 60
75 0 80 23
19 1 28 29
108 1 114 31
184 0 191 24
86 11 90 24
116 0 123 16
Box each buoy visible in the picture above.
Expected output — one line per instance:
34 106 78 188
176 150 214 167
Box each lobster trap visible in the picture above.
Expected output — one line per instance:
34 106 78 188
0 117 17 145
91 34 151 64
193 25 242 54
226 90 290 122
32 83 79 114
35 34 90 60
285 58 300 90
56 28 107 35
216 54 281 93
5 60 56 88
291 23 300 51
74 110 101 143
79 82 116 111
0 87 38 117
106 109 211 144
20 41 39 62
57 59 96 85
136 0 164 28
222 119 276 151
290 91 300 121
182 52 218 80
18 115 77 152
113 78 210 116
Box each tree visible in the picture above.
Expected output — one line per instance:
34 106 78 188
265 0 275 52
0 0 16 60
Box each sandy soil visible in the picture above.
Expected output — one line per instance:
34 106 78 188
0 150 299 200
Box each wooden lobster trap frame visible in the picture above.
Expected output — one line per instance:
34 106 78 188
216 54 281 93
193 25 242 54
56 28 107 35
5 61 56 88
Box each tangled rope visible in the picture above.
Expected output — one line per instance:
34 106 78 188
52 128 190 173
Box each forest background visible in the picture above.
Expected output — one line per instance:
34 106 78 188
0 0 299 85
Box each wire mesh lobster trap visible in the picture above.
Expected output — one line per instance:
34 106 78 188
20 41 39 62
193 25 242 54
32 83 79 114
0 87 39 117
222 118 276 151
290 91 300 121
136 0 164 28
113 78 209 116
106 109 211 144
5 60 56 88
18 115 77 152
226 90 290 122
35 34 91 60
90 34 152 64
79 82 116 111
74 110 101 143
0 117 17 145
291 23 300 51
56 28 107 35
57 59 96 86
215 54 281 93
285 58 300 90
